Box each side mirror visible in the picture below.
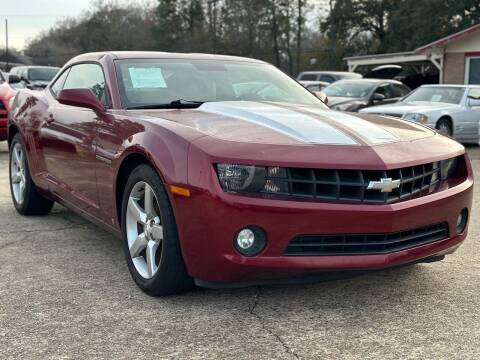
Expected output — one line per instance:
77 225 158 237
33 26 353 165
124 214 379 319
468 98 480 108
8 74 21 84
20 76 30 83
372 93 386 102
314 91 328 105
58 88 105 113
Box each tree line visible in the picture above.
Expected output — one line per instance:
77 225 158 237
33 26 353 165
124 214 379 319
24 0 479 75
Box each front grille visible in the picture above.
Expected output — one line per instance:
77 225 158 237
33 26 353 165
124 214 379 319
261 162 442 204
284 223 449 256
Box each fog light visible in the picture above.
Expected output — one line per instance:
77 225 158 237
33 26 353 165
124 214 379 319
234 226 267 256
456 208 469 234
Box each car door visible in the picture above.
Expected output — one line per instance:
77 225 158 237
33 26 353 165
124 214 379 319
39 63 108 217
461 88 480 141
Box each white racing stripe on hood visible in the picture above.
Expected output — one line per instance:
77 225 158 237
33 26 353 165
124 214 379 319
199 102 358 145
304 107 400 144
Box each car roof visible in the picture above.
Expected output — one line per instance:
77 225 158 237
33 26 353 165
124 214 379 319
299 80 329 85
10 65 59 69
299 71 360 75
68 51 266 65
333 78 405 85
420 84 480 88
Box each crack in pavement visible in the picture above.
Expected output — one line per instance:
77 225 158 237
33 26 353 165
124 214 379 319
0 225 88 236
0 233 29 251
248 286 301 360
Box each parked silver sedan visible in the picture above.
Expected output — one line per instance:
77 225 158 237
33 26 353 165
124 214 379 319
360 85 480 144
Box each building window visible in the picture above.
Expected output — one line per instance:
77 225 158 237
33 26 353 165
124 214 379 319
465 57 480 85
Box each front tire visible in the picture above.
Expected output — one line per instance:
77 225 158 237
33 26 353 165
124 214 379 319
121 164 193 296
436 118 453 137
9 133 54 215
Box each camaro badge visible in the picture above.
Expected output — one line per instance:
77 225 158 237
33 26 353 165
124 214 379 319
367 178 401 193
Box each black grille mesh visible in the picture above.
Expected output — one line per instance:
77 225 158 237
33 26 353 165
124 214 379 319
284 223 449 256
262 162 441 204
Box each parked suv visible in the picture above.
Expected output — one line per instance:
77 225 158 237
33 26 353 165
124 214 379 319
297 71 362 83
9 65 60 90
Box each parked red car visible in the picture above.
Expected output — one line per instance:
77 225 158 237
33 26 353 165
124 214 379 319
0 73 17 141
8 52 473 295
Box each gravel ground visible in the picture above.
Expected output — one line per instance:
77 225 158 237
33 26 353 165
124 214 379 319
0 141 479 360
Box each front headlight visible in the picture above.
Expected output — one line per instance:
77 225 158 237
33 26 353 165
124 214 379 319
216 164 289 194
403 113 429 123
440 158 458 180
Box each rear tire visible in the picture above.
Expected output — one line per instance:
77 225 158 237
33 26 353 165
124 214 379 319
9 133 54 215
121 164 193 296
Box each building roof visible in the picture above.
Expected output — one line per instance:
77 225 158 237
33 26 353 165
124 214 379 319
345 23 480 66
416 23 480 53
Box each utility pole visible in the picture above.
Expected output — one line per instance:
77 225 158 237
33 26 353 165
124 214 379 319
5 19 8 70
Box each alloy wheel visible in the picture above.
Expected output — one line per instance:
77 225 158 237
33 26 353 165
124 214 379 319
126 181 164 279
10 143 27 205
437 122 451 137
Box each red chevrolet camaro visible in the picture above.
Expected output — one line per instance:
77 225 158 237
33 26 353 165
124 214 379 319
8 52 473 295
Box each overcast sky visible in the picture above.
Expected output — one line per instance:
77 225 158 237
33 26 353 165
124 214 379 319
1 0 329 51
1 0 153 50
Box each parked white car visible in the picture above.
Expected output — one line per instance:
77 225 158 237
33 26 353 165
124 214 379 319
360 85 480 144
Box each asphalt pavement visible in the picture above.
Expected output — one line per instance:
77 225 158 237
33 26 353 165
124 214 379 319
0 141 479 360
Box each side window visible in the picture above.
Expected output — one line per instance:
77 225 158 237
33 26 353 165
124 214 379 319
375 84 393 99
63 63 108 106
319 75 335 83
50 68 71 97
468 88 480 100
391 84 410 98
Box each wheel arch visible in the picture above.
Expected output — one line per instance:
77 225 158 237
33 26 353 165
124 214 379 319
115 151 160 226
7 124 19 148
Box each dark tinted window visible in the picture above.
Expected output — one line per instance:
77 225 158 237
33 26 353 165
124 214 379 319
63 63 108 106
375 84 394 98
50 68 71 97
319 75 335 83
391 84 410 98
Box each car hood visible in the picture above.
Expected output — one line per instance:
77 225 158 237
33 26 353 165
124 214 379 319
360 101 459 115
327 96 364 106
128 101 435 147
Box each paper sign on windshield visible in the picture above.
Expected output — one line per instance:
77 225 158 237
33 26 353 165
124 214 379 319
431 94 442 102
128 67 167 88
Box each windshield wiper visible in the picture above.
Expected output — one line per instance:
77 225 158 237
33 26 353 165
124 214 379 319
127 99 204 110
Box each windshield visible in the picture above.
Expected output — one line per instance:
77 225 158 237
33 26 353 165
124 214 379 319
403 87 465 104
28 68 59 81
115 59 325 109
323 81 375 98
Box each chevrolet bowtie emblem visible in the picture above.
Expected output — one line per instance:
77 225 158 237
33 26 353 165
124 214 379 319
367 178 401 193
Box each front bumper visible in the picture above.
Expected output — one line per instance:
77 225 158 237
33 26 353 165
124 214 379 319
172 145 474 285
